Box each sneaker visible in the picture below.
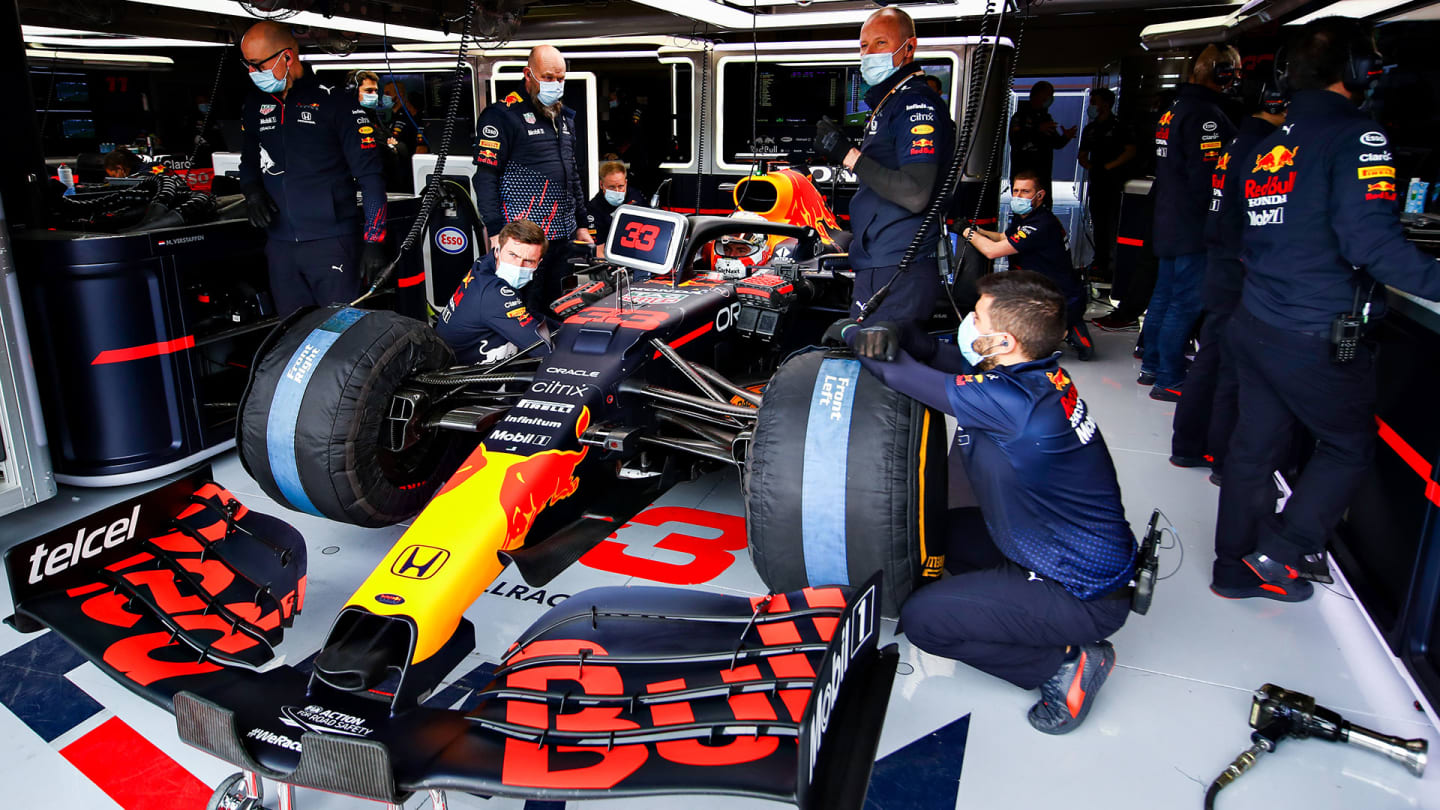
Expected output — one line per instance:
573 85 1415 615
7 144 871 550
1244 550 1334 584
1132 343 1145 360
1137 371 1157 386
1066 330 1095 361
1092 314 1139 331
1027 641 1116 735
1210 578 1314 602
1150 385 1182 402
1169 454 1212 469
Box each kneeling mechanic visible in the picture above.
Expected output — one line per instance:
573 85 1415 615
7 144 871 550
834 270 1136 733
435 220 556 364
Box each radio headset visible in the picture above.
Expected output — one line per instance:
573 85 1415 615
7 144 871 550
1272 20 1383 96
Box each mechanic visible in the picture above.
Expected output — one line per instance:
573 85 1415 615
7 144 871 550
384 82 430 156
1009 81 1077 205
103 148 144 178
350 70 404 190
435 219 555 364
832 270 1135 734
1168 90 1287 484
238 21 387 316
961 170 1094 360
1077 88 1136 282
1217 17 1440 599
811 7 955 325
473 45 594 319
587 160 646 245
1141 43 1240 402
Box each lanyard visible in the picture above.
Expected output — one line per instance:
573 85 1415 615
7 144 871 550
865 70 924 128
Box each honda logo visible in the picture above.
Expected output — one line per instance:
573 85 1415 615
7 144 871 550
391 545 450 580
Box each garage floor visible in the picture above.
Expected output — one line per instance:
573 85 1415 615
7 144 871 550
2 325 1438 810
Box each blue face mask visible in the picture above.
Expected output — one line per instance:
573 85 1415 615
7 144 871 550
860 50 900 88
536 80 564 106
1010 195 1034 216
604 189 625 206
360 92 379 109
198 103 211 115
956 312 1006 367
1086 105 1099 121
249 53 289 94
496 258 534 289
380 94 396 111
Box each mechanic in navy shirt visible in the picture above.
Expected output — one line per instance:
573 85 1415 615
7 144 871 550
1077 88 1136 279
835 270 1135 734
435 220 555 365
238 22 387 316
1169 91 1286 483
961 170 1094 360
1141 43 1239 402
1217 17 1440 597
1009 80 1077 205
812 7 955 325
474 45 594 319
587 160 647 247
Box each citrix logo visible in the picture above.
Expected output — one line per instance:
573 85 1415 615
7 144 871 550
28 505 141 584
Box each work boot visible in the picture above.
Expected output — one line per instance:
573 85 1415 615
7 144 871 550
1169 454 1212 469
1243 550 1334 585
1210 577 1313 602
1150 384 1183 402
1065 328 1095 361
1027 641 1116 735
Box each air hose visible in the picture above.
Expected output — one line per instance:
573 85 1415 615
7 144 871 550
352 0 477 305
856 0 1016 321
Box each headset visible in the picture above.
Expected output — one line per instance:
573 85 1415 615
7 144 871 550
1260 82 1288 115
1273 20 1383 96
1204 41 1242 89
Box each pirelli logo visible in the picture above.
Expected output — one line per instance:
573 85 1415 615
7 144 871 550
1200 140 1223 150
391 545 450 580
1357 166 1395 180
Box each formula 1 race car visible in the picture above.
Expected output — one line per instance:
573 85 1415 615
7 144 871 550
4 170 945 809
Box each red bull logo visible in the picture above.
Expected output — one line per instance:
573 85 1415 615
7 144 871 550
1216 153 1230 172
1244 172 1295 199
913 138 935 149
1158 111 1174 126
1253 145 1298 174
1366 180 1398 201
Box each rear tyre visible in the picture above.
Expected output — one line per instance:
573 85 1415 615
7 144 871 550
744 349 947 617
238 306 465 527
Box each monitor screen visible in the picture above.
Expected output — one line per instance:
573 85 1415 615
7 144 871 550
60 118 96 139
722 59 954 164
55 81 90 105
605 206 687 275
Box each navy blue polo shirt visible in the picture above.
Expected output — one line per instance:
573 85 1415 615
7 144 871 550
434 253 553 363
1152 83 1235 258
848 64 955 270
473 87 591 241
1004 207 1075 296
1239 90 1440 333
1202 116 1276 315
855 341 1137 600
239 73 387 243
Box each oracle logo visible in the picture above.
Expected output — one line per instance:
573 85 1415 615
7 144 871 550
435 226 468 255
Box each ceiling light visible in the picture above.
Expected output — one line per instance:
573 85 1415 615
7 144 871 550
23 34 225 48
1287 0 1408 25
26 48 175 65
128 0 459 42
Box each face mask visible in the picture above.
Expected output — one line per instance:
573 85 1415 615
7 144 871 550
956 312 1006 366
1010 196 1034 216
536 80 564 106
381 94 396 111
604 189 625 206
360 92 379 109
1086 105 1099 121
496 258 534 289
609 99 619 109
249 53 289 94
860 50 900 88
198 103 211 115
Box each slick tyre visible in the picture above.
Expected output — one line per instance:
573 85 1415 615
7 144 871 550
238 306 465 527
744 350 947 617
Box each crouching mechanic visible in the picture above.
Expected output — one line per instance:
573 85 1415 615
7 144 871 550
962 171 1095 360
435 220 555 364
833 270 1136 733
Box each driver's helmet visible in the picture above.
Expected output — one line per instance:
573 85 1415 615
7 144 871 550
711 212 772 278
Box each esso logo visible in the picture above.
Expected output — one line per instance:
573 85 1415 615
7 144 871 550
435 227 468 255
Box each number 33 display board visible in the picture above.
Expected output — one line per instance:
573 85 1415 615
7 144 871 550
606 206 688 276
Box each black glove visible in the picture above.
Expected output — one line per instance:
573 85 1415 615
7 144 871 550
814 116 855 165
822 317 860 346
854 322 902 362
359 241 388 284
243 187 276 230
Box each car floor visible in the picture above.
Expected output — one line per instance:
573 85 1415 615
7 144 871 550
1 323 1437 810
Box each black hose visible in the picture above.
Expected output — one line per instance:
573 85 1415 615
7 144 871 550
352 0 476 304
189 45 229 167
1203 782 1220 810
857 0 1010 320
412 371 534 386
